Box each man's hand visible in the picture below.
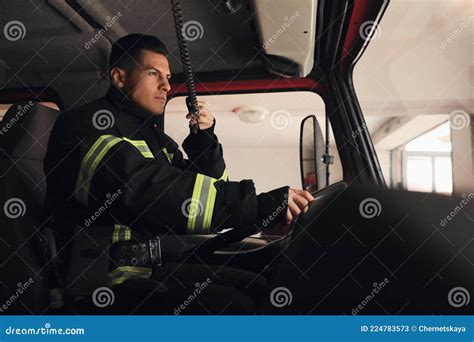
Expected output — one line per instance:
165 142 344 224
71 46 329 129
285 188 314 225
186 101 214 130
262 188 314 236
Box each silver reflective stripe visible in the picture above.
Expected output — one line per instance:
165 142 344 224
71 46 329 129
123 138 154 159
108 224 143 287
194 175 212 229
162 148 174 164
220 169 228 181
107 266 152 287
75 136 155 206
112 224 131 243
186 173 219 234
75 135 122 206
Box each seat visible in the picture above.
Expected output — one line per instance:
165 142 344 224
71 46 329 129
0 101 60 314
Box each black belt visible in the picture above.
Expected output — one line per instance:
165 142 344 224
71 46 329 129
109 237 162 268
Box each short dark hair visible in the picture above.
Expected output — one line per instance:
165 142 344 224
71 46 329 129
109 34 168 70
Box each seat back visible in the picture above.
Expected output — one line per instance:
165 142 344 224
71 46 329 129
0 101 60 313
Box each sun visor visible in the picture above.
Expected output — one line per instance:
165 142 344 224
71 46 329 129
252 0 317 77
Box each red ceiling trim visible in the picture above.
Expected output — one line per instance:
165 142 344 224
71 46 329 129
169 78 325 98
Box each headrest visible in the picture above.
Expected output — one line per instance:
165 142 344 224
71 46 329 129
0 101 60 159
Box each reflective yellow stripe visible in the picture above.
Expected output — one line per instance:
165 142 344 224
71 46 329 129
75 135 122 206
186 169 228 234
220 169 228 181
123 138 154 159
109 224 146 286
187 174 204 232
112 224 131 244
107 266 152 287
75 136 154 206
75 135 115 205
201 169 226 227
203 178 218 229
161 148 174 164
187 174 224 234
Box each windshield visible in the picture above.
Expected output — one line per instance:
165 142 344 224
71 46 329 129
353 0 471 195
166 91 342 192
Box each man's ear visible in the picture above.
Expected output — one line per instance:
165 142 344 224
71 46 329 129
109 67 126 89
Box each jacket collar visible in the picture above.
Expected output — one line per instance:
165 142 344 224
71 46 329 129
105 85 161 127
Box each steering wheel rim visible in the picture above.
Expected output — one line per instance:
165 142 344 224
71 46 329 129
185 181 348 258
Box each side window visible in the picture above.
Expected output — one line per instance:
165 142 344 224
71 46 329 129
165 92 342 193
400 122 452 194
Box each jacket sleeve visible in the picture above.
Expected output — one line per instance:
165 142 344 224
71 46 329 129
170 119 227 180
71 134 288 235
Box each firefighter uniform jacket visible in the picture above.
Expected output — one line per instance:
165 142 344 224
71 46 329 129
44 86 288 248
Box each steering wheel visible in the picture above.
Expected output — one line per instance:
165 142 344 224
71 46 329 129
185 182 348 259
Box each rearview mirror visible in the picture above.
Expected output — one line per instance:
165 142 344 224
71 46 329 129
300 115 328 192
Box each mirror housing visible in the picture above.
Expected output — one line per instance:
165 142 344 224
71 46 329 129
299 115 327 191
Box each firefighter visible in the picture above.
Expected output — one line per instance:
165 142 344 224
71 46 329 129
44 34 314 314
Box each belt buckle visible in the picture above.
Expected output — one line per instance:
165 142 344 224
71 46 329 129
148 237 162 266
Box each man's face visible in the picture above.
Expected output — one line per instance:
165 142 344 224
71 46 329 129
118 50 172 115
